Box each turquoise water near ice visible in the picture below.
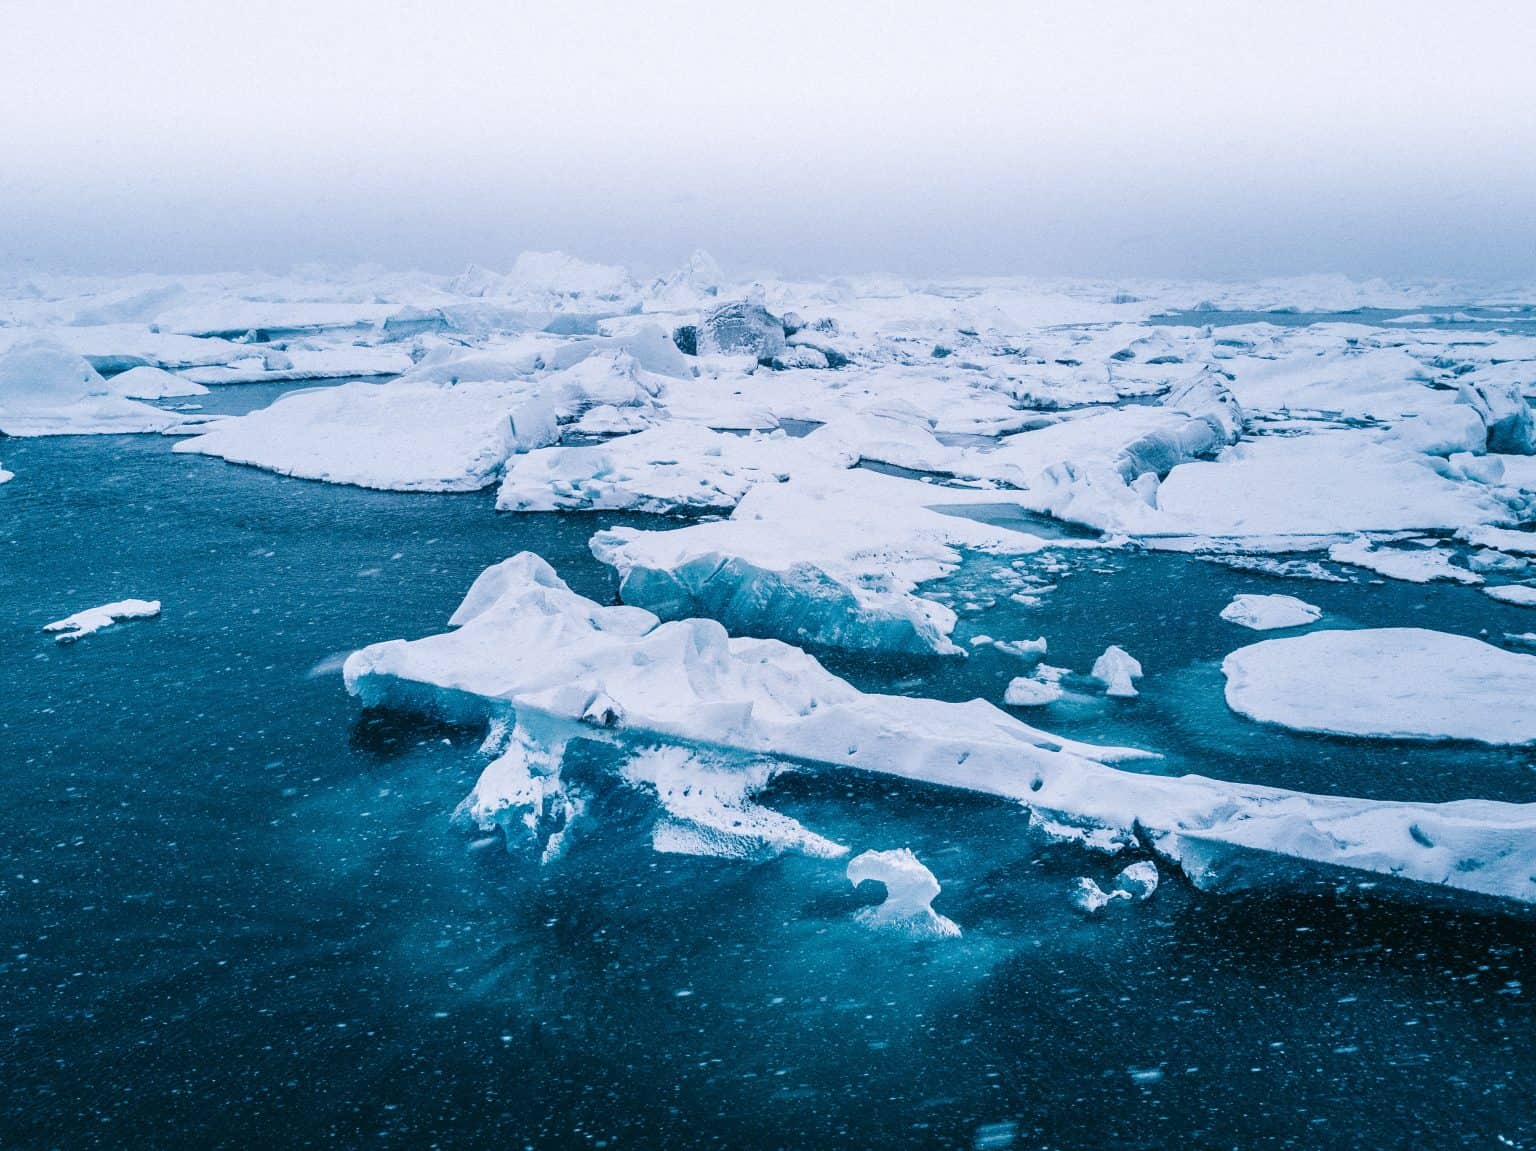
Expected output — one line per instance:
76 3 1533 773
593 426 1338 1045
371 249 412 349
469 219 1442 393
2 425 1533 1149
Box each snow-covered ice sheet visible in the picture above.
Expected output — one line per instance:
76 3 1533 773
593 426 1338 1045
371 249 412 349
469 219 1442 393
344 555 1536 907
1223 628 1536 745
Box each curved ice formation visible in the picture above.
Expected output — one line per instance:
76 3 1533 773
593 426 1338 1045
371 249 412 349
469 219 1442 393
847 849 960 938
1223 628 1536 745
344 555 1536 907
44 599 161 642
1219 594 1322 631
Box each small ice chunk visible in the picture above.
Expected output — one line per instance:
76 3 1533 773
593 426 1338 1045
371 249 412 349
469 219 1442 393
1486 585 1536 607
1071 877 1131 914
1073 862 1159 913
1219 593 1322 631
1114 861 1160 901
1004 675 1064 707
1091 645 1143 697
0 461 11 484
847 848 960 938
43 599 161 642
993 636 1048 659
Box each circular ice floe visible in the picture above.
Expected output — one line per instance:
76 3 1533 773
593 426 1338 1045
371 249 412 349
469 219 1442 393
1219 593 1321 631
1222 627 1536 745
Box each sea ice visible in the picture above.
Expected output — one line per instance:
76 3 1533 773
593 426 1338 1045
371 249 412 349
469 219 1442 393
1223 628 1536 745
344 555 1536 906
1220 593 1322 631
44 599 161 642
0 339 176 436
1004 675 1064 707
847 848 961 938
1327 537 1481 584
1485 585 1536 607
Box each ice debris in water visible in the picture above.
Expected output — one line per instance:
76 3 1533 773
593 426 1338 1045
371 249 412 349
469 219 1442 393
0 460 11 484
43 599 161 642
619 746 846 861
1071 861 1160 914
345 554 1536 906
1091 645 1143 697
1219 593 1322 631
847 848 960 939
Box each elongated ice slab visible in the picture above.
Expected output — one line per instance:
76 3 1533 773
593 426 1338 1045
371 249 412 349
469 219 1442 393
344 555 1536 906
44 599 161 642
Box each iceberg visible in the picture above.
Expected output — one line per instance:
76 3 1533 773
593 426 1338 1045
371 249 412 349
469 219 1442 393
1223 628 1536 745
0 339 176 436
1219 593 1322 631
1091 645 1143 698
344 555 1536 906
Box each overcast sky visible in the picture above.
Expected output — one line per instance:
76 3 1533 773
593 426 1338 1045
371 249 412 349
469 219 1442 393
3 0 1533 280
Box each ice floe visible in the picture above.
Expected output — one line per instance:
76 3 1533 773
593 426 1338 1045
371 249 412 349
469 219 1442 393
1220 593 1322 631
44 599 161 642
1223 628 1536 745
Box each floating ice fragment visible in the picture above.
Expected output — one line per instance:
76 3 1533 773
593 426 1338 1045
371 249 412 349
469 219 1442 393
1485 585 1536 607
1091 645 1142 697
1004 675 1064 707
1328 538 1481 585
1223 628 1536 745
43 599 161 642
1219 593 1322 631
1071 877 1131 914
847 848 960 938
1114 861 1160 900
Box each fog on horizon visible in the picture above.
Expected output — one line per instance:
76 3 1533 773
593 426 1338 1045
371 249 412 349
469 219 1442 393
3 0 1533 282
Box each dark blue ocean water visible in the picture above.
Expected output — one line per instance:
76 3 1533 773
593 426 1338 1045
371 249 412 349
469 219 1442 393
1 420 1533 1149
